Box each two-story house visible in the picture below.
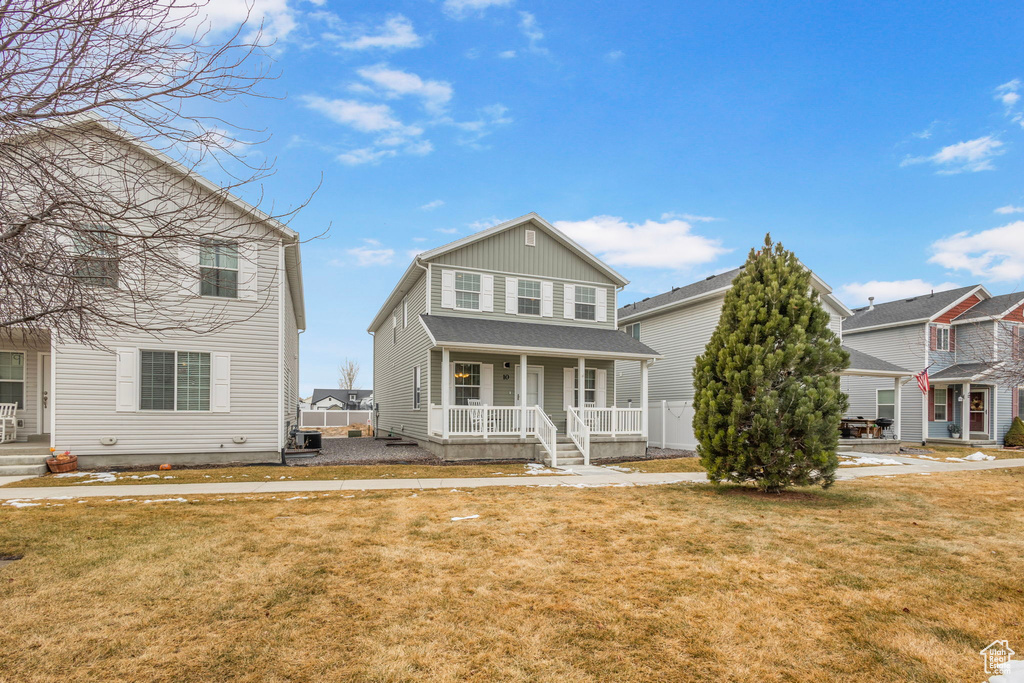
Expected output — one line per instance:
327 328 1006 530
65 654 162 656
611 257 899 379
309 388 373 410
368 214 661 466
843 286 1024 446
614 267 912 451
0 117 304 473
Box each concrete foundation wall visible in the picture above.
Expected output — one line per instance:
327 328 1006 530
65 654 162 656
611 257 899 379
418 435 648 462
77 450 279 469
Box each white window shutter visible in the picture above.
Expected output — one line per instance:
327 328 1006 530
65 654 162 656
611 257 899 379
211 352 231 412
541 281 553 317
449 362 456 403
403 298 408 327
115 348 138 412
441 270 455 309
481 274 494 312
596 288 607 322
564 284 575 319
505 277 518 314
481 364 494 405
596 369 607 407
563 367 575 409
180 244 200 297
238 242 258 301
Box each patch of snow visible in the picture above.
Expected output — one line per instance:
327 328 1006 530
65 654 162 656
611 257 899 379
946 457 964 462
915 455 938 460
140 474 160 479
141 498 188 504
451 514 479 521
604 465 634 473
54 471 117 483
840 455 904 466
3 499 40 508
919 472 932 475
525 463 556 474
163 476 174 479
965 451 995 461
988 658 1024 683
284 496 309 500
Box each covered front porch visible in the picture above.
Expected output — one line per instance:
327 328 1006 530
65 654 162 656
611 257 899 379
839 346 913 453
420 315 661 466
0 329 53 444
926 364 999 445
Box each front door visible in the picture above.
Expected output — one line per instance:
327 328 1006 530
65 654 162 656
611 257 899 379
39 353 51 435
969 389 988 436
515 367 543 408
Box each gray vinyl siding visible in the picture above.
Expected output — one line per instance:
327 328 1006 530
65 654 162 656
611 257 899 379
843 324 927 443
53 230 287 457
954 321 996 363
430 222 617 285
372 273 430 441
997 385 1014 442
0 331 49 436
616 294 726 405
823 300 844 339
429 350 614 432
429 264 616 329
282 267 300 433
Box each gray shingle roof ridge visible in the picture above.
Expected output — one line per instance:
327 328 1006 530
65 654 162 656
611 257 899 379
618 267 743 317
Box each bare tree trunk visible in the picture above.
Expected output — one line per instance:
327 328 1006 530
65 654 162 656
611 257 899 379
339 359 360 390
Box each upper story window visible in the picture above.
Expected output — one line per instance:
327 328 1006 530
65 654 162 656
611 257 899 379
518 279 541 315
575 286 597 321
624 322 640 340
0 352 25 409
140 350 210 411
1014 325 1023 360
455 272 481 310
200 239 239 298
930 324 950 352
72 230 119 287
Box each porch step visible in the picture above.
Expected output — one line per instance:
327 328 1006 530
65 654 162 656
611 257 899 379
0 455 52 466
0 461 48 476
837 445 854 453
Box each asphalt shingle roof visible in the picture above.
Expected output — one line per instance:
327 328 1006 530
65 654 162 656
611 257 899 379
843 285 979 332
952 291 1024 320
842 346 911 374
421 315 661 357
929 363 994 382
618 268 742 319
311 388 372 404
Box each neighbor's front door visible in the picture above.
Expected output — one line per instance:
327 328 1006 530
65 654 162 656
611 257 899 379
969 390 988 435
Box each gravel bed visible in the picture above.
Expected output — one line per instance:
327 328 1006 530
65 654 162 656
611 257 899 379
899 447 932 455
593 446 698 465
290 437 439 466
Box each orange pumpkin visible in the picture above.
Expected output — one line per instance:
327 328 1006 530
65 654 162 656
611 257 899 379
159 464 172 471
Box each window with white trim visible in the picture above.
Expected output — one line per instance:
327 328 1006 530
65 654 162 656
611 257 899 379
574 368 596 405
1014 325 1023 360
199 239 239 298
932 388 947 421
454 272 481 310
0 352 25 409
624 322 640 340
453 362 480 405
518 279 541 315
575 286 597 321
933 324 950 351
413 366 421 409
140 350 210 411
876 389 895 420
71 229 119 287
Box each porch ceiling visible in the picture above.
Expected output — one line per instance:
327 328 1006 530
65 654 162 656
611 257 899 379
420 314 661 360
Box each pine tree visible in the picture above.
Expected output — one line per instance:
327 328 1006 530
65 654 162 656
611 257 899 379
692 235 849 492
1005 416 1024 447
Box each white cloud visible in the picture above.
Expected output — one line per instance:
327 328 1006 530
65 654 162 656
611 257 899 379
420 200 445 211
467 216 507 231
356 64 453 114
185 0 298 43
996 79 1021 108
553 215 728 268
605 50 624 62
347 241 395 265
301 95 412 133
498 50 517 59
929 221 1024 281
836 280 961 307
518 11 547 55
436 227 459 234
406 249 426 259
901 136 1004 174
450 103 513 147
443 0 514 19
336 147 396 165
911 120 941 140
412 236 428 242
326 14 423 50
995 205 1024 214
660 212 721 222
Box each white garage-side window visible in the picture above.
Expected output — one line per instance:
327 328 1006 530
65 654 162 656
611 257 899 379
876 389 895 420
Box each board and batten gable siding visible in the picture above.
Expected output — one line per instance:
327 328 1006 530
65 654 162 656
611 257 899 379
53 230 287 457
935 294 983 324
372 272 430 441
842 323 927 443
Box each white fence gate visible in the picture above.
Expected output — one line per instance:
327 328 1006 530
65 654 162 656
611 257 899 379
648 400 697 450
299 410 373 429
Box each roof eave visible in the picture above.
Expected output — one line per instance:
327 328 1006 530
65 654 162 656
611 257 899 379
368 258 425 333
427 340 662 361
843 318 932 335
618 285 732 323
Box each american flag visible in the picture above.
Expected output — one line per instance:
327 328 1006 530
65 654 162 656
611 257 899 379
914 367 930 395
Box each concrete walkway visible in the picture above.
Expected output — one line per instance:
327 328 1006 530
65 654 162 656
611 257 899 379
1 456 1023 501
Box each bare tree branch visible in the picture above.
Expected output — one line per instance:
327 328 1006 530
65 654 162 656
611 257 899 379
338 358 360 390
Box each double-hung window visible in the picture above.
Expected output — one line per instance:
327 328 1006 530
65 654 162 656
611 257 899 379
71 229 119 287
0 352 25 409
932 387 947 421
932 325 950 351
575 286 597 321
200 239 239 298
140 350 210 411
574 368 596 405
624 322 640 340
876 389 896 420
413 366 421 409
453 363 481 405
518 279 541 315
454 272 481 310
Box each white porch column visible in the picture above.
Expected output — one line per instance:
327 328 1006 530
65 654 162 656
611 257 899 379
961 382 970 442
577 357 586 408
641 360 649 438
519 353 528 439
441 347 450 439
892 377 902 442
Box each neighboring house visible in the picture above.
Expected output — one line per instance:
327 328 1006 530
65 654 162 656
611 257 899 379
615 267 911 446
843 286 1024 445
368 213 661 465
0 118 304 468
309 388 373 410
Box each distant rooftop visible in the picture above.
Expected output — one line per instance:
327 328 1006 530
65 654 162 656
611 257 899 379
618 268 742 319
843 285 979 332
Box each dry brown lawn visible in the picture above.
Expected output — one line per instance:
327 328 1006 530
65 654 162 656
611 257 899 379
608 456 706 473
2 469 1023 681
5 462 560 488
905 443 1023 461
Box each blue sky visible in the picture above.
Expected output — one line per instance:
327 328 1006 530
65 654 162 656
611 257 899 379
199 0 1024 396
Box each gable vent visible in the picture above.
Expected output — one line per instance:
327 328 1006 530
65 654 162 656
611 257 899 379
525 229 536 247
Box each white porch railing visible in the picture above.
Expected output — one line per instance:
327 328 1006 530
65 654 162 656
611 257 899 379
430 404 550 439
535 410 557 467
580 407 642 436
567 406 591 465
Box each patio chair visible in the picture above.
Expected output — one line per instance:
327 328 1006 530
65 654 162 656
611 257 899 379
466 398 485 433
582 402 599 430
0 403 17 444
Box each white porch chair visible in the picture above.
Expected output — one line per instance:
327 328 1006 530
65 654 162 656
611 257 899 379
466 398 485 433
0 403 17 444
582 402 599 430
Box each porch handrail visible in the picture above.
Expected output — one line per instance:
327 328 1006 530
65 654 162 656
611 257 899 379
580 406 643 435
534 406 557 467
445 405 523 438
567 406 591 465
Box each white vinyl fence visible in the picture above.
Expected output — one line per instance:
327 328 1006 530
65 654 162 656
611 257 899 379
299 410 373 429
648 400 697 450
